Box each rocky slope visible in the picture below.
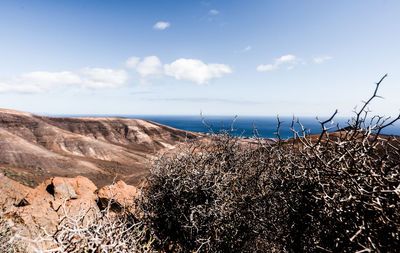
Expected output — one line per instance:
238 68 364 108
0 108 202 187
0 171 139 246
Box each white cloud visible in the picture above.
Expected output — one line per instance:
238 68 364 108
235 46 252 53
0 68 128 93
153 21 170 30
0 71 82 93
20 71 81 86
313 56 332 64
243 45 252 52
80 67 128 88
0 55 232 93
257 54 298 72
164 58 232 84
125 56 140 69
276 54 297 64
209 9 219 15
135 56 163 77
256 64 276 72
125 56 232 84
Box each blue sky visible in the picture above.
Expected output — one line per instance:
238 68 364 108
0 0 399 117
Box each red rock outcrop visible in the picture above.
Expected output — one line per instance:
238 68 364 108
0 170 31 214
0 173 139 238
16 176 98 232
97 180 139 211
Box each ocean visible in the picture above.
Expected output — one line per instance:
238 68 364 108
55 114 400 139
129 115 400 139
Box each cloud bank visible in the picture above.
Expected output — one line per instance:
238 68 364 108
0 55 232 93
80 68 128 88
0 68 128 93
127 56 232 85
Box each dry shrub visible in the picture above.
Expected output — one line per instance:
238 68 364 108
13 198 154 252
140 75 400 252
48 201 152 252
0 215 26 253
140 134 271 252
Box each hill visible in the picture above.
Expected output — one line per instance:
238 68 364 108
0 108 202 187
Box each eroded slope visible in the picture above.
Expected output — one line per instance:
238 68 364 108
0 109 201 187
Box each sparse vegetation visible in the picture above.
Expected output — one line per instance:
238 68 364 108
2 168 35 187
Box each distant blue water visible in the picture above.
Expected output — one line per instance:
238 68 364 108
53 115 400 139
124 115 400 139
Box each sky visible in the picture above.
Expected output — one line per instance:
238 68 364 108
0 0 399 118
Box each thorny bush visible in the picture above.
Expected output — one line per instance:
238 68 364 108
11 195 154 252
140 75 400 252
0 215 26 253
46 201 153 253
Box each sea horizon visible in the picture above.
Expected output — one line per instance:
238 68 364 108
46 114 400 139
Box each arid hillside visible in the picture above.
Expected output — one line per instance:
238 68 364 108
0 108 202 187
